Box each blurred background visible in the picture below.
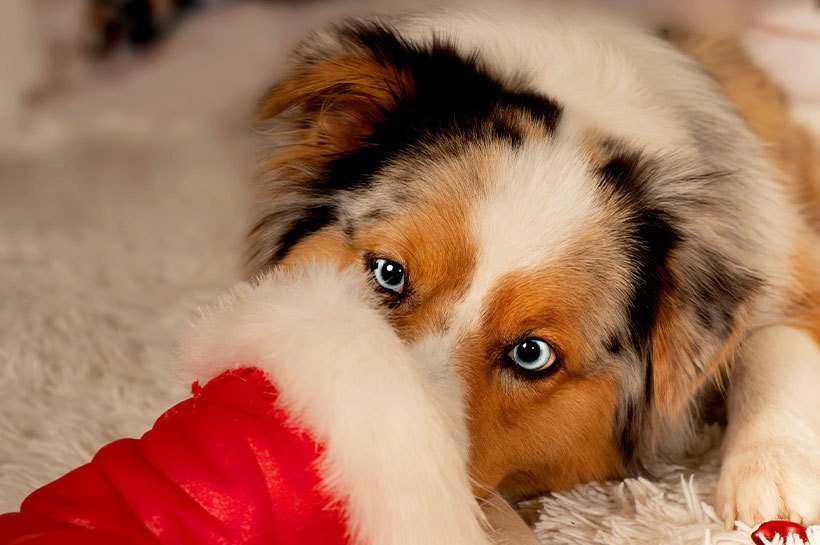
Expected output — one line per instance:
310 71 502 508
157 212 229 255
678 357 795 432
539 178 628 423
0 0 819 515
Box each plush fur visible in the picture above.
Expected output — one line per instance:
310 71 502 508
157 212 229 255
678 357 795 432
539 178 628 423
179 264 497 545
246 3 820 528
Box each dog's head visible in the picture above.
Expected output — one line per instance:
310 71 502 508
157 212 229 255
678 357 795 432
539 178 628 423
247 18 764 496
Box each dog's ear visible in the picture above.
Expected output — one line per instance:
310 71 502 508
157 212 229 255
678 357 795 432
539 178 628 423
648 251 761 429
255 31 413 167
246 25 418 275
650 293 734 420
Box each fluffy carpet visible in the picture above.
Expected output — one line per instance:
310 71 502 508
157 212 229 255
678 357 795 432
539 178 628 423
0 2 818 544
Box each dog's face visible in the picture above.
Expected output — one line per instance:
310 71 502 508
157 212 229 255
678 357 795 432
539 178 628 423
248 22 763 496
272 137 632 493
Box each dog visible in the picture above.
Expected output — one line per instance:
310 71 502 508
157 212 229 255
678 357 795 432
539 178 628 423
245 5 820 527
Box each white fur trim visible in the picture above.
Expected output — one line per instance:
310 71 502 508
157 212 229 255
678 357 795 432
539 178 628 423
179 264 494 545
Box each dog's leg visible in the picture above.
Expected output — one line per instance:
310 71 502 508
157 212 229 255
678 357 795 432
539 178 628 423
717 325 820 526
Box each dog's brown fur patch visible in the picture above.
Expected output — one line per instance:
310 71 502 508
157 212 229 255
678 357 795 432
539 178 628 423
355 197 478 341
277 228 357 270
462 265 624 495
788 239 820 344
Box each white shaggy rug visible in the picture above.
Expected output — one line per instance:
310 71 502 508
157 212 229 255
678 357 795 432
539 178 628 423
1 2 819 544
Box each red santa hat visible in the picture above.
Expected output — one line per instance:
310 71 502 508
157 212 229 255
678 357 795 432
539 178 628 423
0 264 537 545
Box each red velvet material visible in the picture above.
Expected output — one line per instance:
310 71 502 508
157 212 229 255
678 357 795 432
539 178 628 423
0 368 350 545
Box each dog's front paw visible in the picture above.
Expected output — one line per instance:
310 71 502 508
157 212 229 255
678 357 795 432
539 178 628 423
716 439 820 527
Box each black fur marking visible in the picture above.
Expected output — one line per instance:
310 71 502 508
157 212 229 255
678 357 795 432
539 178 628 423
687 250 763 336
617 399 641 467
273 205 336 262
597 153 651 201
605 335 623 355
629 211 680 368
260 22 562 268
597 152 682 469
314 22 562 194
315 145 390 193
597 154 681 363
491 118 524 148
361 208 388 223
342 220 356 239
504 92 564 129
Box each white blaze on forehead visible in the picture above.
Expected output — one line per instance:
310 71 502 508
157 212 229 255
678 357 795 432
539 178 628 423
452 135 603 333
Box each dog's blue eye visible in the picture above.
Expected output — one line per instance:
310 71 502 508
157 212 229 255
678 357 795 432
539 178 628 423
508 338 556 372
371 258 406 294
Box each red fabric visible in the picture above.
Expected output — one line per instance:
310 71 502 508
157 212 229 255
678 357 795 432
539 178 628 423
0 368 350 545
